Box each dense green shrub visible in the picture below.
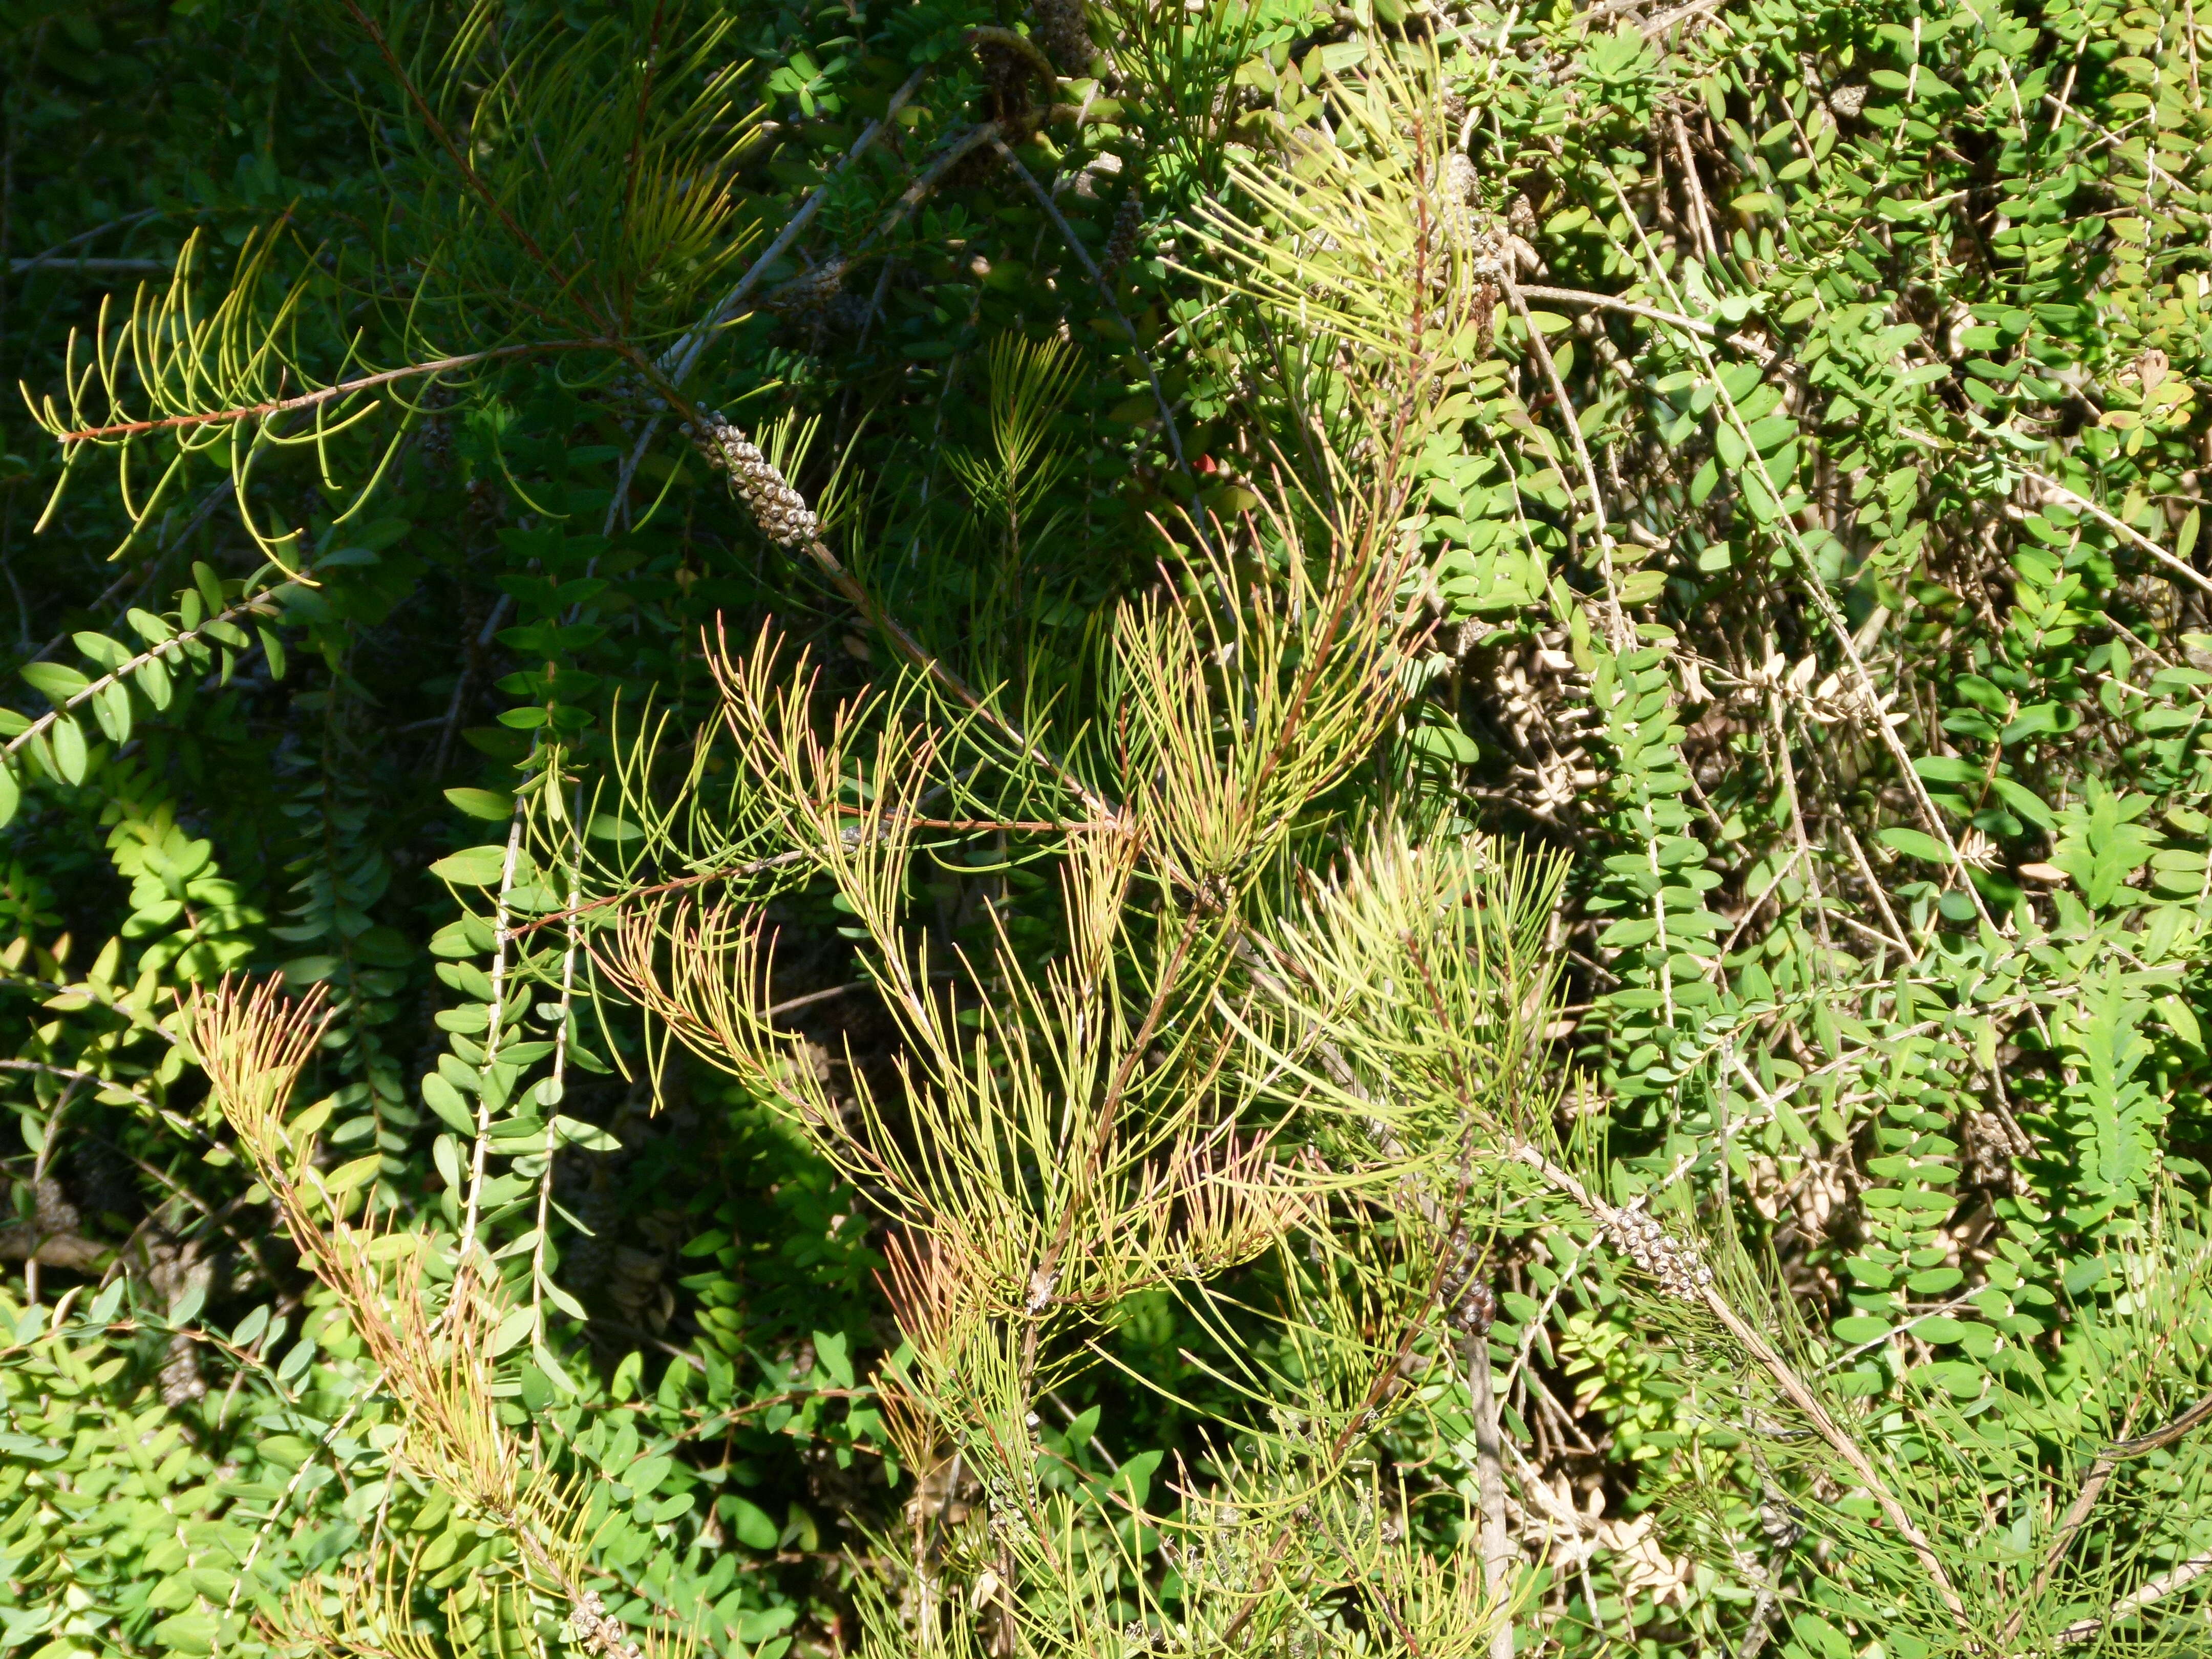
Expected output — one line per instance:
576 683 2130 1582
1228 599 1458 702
6 0 2212 1655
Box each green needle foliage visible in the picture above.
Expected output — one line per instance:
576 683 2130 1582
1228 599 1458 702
8 0 2212 1656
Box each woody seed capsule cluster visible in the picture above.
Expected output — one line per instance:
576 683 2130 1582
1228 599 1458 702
1029 0 1091 73
690 417 819 546
1101 189 1143 282
1604 1205 1713 1300
570 1591 643 1659
1437 1224 1497 1335
985 1473 1040 1545
1447 1278 1497 1336
769 256 848 316
1442 151 1480 247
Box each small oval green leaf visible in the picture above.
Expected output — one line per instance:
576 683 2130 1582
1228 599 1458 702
429 845 512 885
1878 826 1953 864
51 715 88 785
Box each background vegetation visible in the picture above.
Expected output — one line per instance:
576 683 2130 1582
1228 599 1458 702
5 0 2212 1654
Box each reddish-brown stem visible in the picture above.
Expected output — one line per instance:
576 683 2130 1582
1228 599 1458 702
1019 901 1206 1348
339 0 600 328
57 343 582 442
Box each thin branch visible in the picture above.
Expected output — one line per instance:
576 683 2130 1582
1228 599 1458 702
622 356 1123 827
1499 270 1630 648
432 593 515 777
224 1384 380 1622
763 980 870 1018
1669 111 1725 273
1517 282 1776 363
508 847 811 944
8 207 163 268
0 1058 156 1110
992 142 1208 517
2058 1552 2212 1644
1208 926 1528 1654
27 480 237 665
0 1228 103 1271
966 26 1060 89
614 89 962 530
1501 1144 1978 1636
2016 464 2212 599
511 804 1115 947
55 343 581 443
9 257 171 276
1642 0 1726 36
6 578 305 762
528 776 587 1359
339 0 593 323
454 795 531 1271
662 65 932 388
1592 163 2002 934
2008 1389 2212 1643
865 123 1007 248
1466 1330 1517 1659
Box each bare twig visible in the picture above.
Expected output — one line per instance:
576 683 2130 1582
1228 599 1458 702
1642 0 1726 37
1499 271 1630 647
431 593 514 777
9 257 170 276
2057 1551 2212 1644
1670 112 1725 273
662 65 932 388
1517 283 1774 363
2015 464 2212 599
991 142 1207 516
1584 160 2004 935
7 207 162 270
0 1058 155 1110
1466 1332 1518 1659
2007 1390 2212 1643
